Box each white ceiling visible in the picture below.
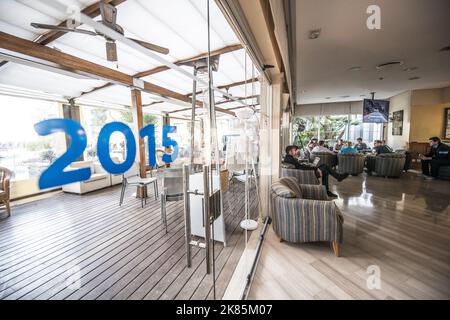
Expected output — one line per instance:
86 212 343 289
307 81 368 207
0 0 259 116
295 0 450 105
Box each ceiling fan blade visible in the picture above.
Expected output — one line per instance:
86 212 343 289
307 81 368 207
31 23 98 36
127 38 169 55
100 2 117 26
105 41 118 62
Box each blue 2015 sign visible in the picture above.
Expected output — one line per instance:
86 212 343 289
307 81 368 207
34 118 178 190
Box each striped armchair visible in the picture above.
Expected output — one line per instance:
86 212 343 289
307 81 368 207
337 153 365 175
281 167 320 185
270 177 343 256
374 153 406 177
311 151 337 168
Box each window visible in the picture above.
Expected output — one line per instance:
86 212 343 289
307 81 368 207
292 114 383 148
80 106 160 162
0 95 65 181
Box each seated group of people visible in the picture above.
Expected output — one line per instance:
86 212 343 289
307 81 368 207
307 138 393 155
287 136 450 184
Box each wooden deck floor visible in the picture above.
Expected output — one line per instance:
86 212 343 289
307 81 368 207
248 172 450 300
0 180 257 300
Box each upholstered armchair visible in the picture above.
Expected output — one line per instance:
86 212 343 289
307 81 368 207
270 177 343 256
0 166 12 217
311 151 337 168
337 153 365 175
438 167 450 180
281 167 320 185
374 153 406 177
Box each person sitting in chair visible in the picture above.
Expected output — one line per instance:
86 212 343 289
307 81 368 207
419 136 450 180
307 138 318 152
312 140 334 154
355 137 368 152
340 141 358 154
333 139 344 152
373 140 392 155
283 145 348 198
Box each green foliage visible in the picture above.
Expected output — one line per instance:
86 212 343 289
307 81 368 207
26 139 52 152
120 111 158 126
143 114 158 126
120 111 133 124
86 145 97 159
292 115 360 147
91 108 108 126
40 149 56 163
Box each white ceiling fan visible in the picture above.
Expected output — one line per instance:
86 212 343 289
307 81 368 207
30 0 169 63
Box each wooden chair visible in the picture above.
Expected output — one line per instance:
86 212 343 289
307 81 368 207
0 166 12 217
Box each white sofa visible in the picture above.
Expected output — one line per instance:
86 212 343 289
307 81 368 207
62 161 112 194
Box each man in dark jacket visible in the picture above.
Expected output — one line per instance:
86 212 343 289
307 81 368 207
283 145 348 198
420 136 450 179
373 140 392 155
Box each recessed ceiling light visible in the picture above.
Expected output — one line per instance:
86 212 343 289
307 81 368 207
439 46 450 52
376 61 404 70
308 29 321 40
347 66 362 71
409 76 421 80
404 67 418 72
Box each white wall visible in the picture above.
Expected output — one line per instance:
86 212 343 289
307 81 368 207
294 101 362 116
387 91 412 150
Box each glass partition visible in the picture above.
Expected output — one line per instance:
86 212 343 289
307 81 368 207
0 0 268 301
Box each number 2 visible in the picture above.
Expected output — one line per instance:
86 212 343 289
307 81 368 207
34 118 91 189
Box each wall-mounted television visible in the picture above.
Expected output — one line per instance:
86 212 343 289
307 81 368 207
363 99 390 123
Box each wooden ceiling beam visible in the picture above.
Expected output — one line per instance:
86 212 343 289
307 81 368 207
168 94 259 115
0 32 235 116
78 43 242 98
186 77 259 97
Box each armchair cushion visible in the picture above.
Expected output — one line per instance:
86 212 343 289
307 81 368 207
69 160 95 175
88 173 109 183
279 177 302 198
271 181 296 198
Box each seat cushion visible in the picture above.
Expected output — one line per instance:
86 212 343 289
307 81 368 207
127 176 157 185
279 177 302 198
86 173 109 183
271 181 296 198
70 161 95 175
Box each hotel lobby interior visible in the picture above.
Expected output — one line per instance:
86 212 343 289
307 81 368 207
0 0 449 301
